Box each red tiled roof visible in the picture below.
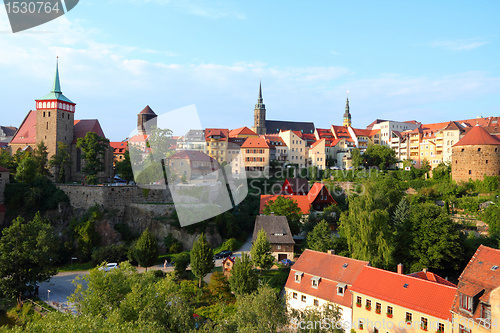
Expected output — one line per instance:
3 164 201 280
407 271 457 287
0 166 10 172
453 125 500 147
351 128 372 136
452 245 500 316
139 105 156 115
129 134 148 142
259 195 310 214
110 141 128 151
241 137 270 149
229 126 257 138
285 250 369 307
307 182 337 205
73 119 106 143
328 138 343 147
351 266 456 320
10 111 37 145
169 150 217 163
205 128 229 141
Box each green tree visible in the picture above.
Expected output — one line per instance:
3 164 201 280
228 252 257 296
351 148 363 168
173 252 190 278
306 220 335 252
363 144 398 170
76 132 110 184
262 196 302 234
75 216 101 261
407 203 463 272
0 148 17 172
421 158 431 172
132 229 159 271
481 203 500 236
290 303 343 333
49 141 72 183
115 150 134 183
0 213 58 305
208 271 234 303
33 141 51 177
250 228 275 271
15 155 37 184
432 162 451 181
190 233 215 287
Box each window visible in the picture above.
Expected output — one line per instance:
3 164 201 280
405 312 412 323
387 306 393 317
478 148 481 152
301 295 306 302
276 245 281 250
459 325 471 333
311 276 320 288
358 320 364 330
292 292 297 299
314 299 319 306
375 302 381 314
421 317 428 330
481 303 491 320
294 271 303 282
469 170 472 175
374 328 379 333
356 296 362 306
365 299 371 310
460 294 473 312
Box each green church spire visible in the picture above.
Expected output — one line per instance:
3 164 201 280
52 57 62 93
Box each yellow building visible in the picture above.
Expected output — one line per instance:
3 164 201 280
241 137 270 178
351 265 457 333
451 245 500 333
205 128 229 164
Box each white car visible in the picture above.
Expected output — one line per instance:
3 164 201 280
99 263 118 272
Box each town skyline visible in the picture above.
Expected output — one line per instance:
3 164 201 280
1 1 499 141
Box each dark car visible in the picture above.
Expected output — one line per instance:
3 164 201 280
214 250 232 259
281 259 294 266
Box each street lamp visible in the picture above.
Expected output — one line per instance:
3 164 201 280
47 290 51 302
71 257 77 269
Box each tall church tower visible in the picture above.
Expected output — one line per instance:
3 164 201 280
343 95 351 128
35 59 75 158
252 81 267 135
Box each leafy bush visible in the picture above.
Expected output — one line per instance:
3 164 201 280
163 234 183 254
91 244 128 265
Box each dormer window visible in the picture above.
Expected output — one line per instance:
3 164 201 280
460 294 473 313
311 276 321 288
294 271 303 283
337 283 347 296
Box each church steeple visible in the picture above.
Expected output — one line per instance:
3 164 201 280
52 58 62 93
252 80 267 135
343 91 351 128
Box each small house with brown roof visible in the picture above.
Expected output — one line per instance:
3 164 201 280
452 126 500 183
351 265 457 333
451 245 500 333
285 249 369 331
252 215 295 261
222 256 235 277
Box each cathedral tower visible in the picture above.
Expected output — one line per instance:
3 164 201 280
343 94 351 128
35 59 75 158
252 81 267 135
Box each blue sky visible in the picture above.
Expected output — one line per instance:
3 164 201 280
1 0 499 141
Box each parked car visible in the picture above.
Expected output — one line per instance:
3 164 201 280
99 263 119 271
281 259 294 266
214 250 232 259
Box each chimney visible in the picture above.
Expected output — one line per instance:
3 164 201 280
423 268 428 273
327 250 335 255
397 263 404 274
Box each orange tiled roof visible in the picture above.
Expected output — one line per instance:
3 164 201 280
259 195 310 214
351 128 372 136
241 137 270 149
110 141 128 150
307 182 337 205
285 250 369 307
351 266 456 320
205 128 229 141
129 134 148 142
453 125 500 147
407 271 457 287
451 245 500 316
229 126 257 138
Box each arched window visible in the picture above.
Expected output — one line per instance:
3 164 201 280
58 103 62 109
42 102 46 108
70 105 73 111
51 101 55 108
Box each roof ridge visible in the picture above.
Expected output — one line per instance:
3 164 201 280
364 266 457 290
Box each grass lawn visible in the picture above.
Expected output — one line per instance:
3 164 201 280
57 262 94 272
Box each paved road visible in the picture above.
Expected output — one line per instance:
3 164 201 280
37 236 254 310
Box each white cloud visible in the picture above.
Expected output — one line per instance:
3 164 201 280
430 38 488 51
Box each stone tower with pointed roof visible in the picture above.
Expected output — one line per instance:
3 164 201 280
137 105 158 135
252 81 267 135
452 125 500 183
343 96 351 128
35 59 76 158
